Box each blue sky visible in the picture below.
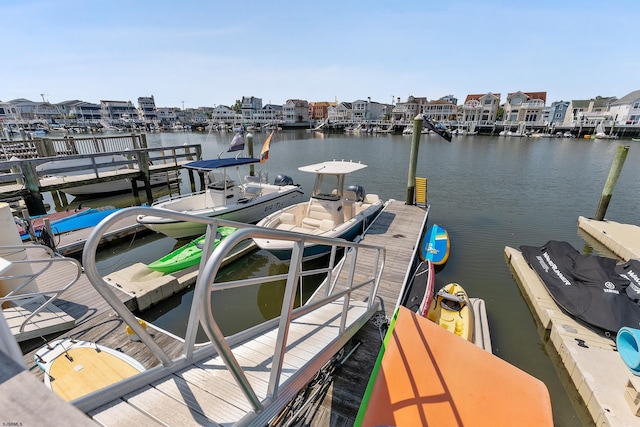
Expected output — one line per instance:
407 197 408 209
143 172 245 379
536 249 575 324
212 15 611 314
1 0 637 108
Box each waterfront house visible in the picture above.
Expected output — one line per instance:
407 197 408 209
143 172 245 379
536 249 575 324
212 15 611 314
548 101 570 126
100 100 139 126
283 99 310 125
156 107 180 126
58 100 102 126
241 96 262 121
562 96 617 127
211 105 239 124
187 108 209 127
309 101 336 121
351 98 390 122
0 101 21 122
422 97 458 123
461 93 501 125
608 90 640 125
137 96 158 124
8 98 61 124
393 96 427 122
327 102 352 123
253 104 282 124
503 91 547 125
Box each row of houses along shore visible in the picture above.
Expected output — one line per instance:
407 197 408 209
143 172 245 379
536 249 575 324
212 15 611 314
1 90 639 136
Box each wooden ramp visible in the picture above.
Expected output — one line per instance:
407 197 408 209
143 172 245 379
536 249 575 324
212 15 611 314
85 299 373 426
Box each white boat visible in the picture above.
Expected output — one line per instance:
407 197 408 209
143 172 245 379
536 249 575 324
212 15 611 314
137 157 304 239
36 154 174 197
34 338 146 402
253 160 384 261
593 122 618 139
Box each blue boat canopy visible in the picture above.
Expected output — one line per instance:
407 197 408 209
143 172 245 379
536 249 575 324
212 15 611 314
184 157 260 171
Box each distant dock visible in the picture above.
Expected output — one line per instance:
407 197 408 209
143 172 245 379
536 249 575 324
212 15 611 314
0 134 202 214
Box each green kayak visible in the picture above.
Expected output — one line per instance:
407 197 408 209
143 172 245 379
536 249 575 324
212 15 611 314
148 226 237 274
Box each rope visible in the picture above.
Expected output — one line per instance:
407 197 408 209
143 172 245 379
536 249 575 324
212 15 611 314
96 229 140 273
372 312 390 341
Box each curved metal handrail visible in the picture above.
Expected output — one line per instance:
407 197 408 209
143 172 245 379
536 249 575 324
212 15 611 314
81 206 385 418
0 244 82 333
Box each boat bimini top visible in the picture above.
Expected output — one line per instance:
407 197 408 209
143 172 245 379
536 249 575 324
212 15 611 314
184 157 260 171
298 160 367 175
299 160 367 201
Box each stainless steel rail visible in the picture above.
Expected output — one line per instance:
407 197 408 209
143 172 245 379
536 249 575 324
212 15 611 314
0 244 82 333
79 206 385 423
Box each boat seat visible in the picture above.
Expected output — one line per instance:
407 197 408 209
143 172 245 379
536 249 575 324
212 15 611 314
244 175 261 183
276 212 297 231
342 190 358 221
243 186 262 199
360 193 380 210
301 218 335 232
208 179 236 191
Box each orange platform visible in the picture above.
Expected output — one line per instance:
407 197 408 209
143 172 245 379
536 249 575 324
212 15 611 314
356 306 553 426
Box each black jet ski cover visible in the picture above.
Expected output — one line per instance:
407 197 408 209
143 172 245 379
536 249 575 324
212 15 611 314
520 240 640 333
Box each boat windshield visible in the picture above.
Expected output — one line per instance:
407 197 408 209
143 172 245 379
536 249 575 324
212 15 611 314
312 174 343 201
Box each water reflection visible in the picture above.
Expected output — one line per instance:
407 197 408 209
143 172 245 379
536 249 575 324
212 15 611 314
138 248 329 342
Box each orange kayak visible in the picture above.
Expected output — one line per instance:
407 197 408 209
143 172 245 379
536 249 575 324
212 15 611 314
355 306 553 426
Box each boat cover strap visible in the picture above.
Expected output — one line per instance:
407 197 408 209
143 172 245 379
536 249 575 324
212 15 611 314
436 289 466 304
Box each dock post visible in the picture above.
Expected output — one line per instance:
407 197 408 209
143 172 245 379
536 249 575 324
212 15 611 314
246 133 255 176
595 145 629 221
406 115 423 205
19 160 46 215
137 151 154 205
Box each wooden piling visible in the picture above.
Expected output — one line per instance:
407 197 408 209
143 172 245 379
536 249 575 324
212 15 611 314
137 151 154 205
595 145 629 221
405 115 423 205
19 160 46 215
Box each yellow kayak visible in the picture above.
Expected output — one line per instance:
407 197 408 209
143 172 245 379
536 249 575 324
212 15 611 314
426 282 474 342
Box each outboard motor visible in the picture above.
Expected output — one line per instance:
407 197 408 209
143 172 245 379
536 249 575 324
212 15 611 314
346 184 365 202
274 174 293 186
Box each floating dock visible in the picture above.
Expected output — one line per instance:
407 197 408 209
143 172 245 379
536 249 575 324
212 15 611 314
505 216 640 427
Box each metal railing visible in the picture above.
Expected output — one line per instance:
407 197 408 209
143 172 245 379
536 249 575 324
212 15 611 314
78 207 385 422
0 244 82 333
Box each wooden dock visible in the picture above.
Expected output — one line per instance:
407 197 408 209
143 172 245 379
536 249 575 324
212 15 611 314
0 138 202 213
505 216 640 427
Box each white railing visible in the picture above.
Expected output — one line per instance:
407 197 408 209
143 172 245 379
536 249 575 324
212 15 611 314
0 244 82 333
78 207 385 422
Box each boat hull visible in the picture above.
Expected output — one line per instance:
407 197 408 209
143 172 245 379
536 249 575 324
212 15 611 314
426 282 474 341
36 155 175 197
138 187 304 239
254 201 383 261
61 174 172 196
34 338 145 402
